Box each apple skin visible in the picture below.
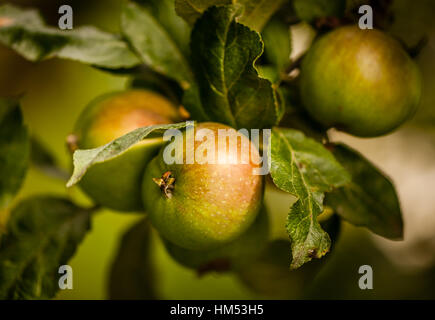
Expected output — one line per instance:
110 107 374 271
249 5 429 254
142 122 264 250
73 89 180 212
300 25 422 137
163 206 269 273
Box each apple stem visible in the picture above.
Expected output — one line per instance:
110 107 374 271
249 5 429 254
152 171 175 199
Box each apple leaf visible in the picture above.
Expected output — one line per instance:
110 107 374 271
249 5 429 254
108 218 158 299
0 98 29 209
325 144 403 240
175 0 232 25
30 137 69 181
182 84 211 121
262 18 292 74
270 128 350 269
121 1 193 88
0 196 91 299
66 122 189 188
236 0 286 32
293 0 346 22
175 0 284 31
191 5 282 130
0 4 140 69
121 1 208 120
132 0 191 58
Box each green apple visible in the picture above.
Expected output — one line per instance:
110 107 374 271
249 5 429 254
300 25 422 137
142 122 264 250
73 89 180 212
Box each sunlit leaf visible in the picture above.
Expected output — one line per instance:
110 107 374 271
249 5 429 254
0 4 140 69
270 128 350 268
66 122 188 188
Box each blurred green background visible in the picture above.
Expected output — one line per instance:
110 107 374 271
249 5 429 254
1 0 435 299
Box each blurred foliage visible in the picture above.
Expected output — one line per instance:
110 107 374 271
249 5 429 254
109 218 158 299
325 144 403 240
0 99 29 209
0 196 90 299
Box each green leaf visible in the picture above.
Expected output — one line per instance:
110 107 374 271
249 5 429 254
0 196 91 299
293 0 346 22
133 0 191 57
175 0 284 31
66 122 189 188
191 5 281 129
108 218 158 299
0 98 29 209
30 137 68 181
0 4 140 69
256 65 280 83
262 18 292 73
236 0 286 32
130 68 184 106
121 1 209 120
270 128 350 269
325 144 403 240
121 1 193 88
175 0 232 25
182 84 211 121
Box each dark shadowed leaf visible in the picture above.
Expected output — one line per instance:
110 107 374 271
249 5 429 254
30 137 69 181
108 218 157 299
182 84 210 121
293 0 346 22
0 196 91 299
175 0 284 31
270 128 350 269
66 122 189 188
0 4 140 69
278 85 326 141
0 98 29 209
175 0 232 25
191 5 281 129
236 214 341 298
325 144 403 240
129 65 184 105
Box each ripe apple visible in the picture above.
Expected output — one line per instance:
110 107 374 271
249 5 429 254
73 89 180 212
142 122 264 250
300 26 422 137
